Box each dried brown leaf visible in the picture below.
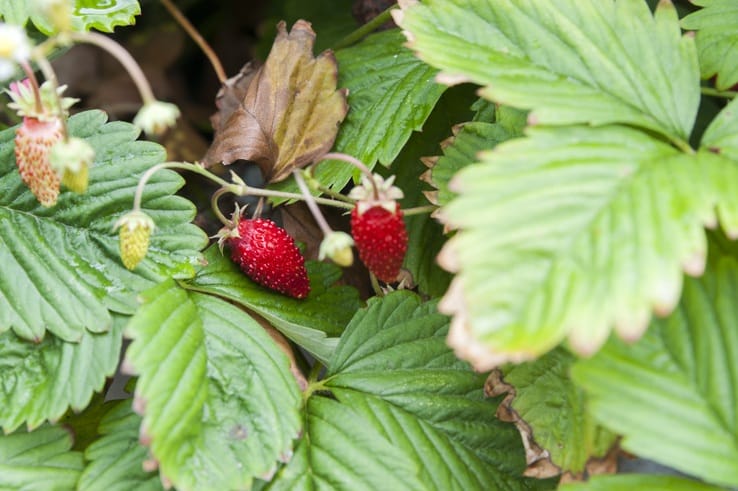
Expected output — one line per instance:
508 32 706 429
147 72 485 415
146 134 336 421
486 370 560 479
203 20 349 183
486 370 620 480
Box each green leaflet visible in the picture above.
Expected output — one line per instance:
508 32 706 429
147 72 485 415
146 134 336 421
0 314 124 433
123 278 207 487
0 110 207 342
0 0 140 33
78 400 163 491
437 124 738 367
681 0 738 90
271 28 447 197
391 84 479 297
571 255 738 488
265 396 424 491
426 107 525 210
263 291 549 491
396 0 699 142
124 279 302 491
187 245 360 364
559 474 725 491
496 348 616 474
0 425 84 491
701 95 738 161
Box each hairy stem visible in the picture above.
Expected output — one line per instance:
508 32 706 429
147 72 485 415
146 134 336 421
402 204 437 216
68 31 156 104
132 162 234 211
249 186 354 209
18 61 43 114
669 136 695 155
210 187 234 227
701 86 737 100
293 170 334 236
316 184 355 203
369 272 385 296
333 3 398 50
317 152 379 200
32 56 70 139
160 0 227 84
132 161 353 217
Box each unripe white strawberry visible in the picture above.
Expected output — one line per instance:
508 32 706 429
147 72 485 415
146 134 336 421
7 79 78 206
14 116 63 207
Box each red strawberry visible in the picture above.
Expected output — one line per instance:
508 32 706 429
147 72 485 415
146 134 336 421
222 217 310 299
15 116 63 207
351 202 408 283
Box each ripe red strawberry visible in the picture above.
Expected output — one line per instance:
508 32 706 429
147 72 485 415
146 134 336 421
351 202 408 283
222 217 310 299
15 116 63 207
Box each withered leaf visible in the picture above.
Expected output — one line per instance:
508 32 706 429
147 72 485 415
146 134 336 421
203 20 349 184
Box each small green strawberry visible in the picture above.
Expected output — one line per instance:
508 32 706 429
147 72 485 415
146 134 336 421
50 136 95 194
114 210 155 270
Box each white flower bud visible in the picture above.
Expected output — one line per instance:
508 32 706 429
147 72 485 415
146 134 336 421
133 100 180 136
0 23 32 81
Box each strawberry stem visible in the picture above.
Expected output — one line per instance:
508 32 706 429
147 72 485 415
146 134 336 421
316 152 379 200
132 161 353 227
402 204 437 216
66 31 157 105
243 186 354 209
369 272 385 296
210 187 234 227
332 3 398 50
701 86 737 100
18 61 43 115
293 170 334 237
315 184 355 203
33 55 70 139
160 0 227 84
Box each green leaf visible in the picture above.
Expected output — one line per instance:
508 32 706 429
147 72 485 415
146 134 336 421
701 95 738 160
495 348 616 474
57 391 110 452
0 0 140 33
271 28 447 197
0 0 29 26
390 84 478 297
78 400 163 491
681 0 738 90
124 279 302 491
0 425 84 491
571 255 738 488
122 278 207 487
265 396 425 491
438 124 738 368
0 110 207 343
426 110 523 210
187 245 360 363
559 474 725 491
0 314 124 433
323 291 544 490
396 0 699 141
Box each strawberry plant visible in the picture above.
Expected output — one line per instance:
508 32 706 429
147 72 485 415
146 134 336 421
0 0 737 490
